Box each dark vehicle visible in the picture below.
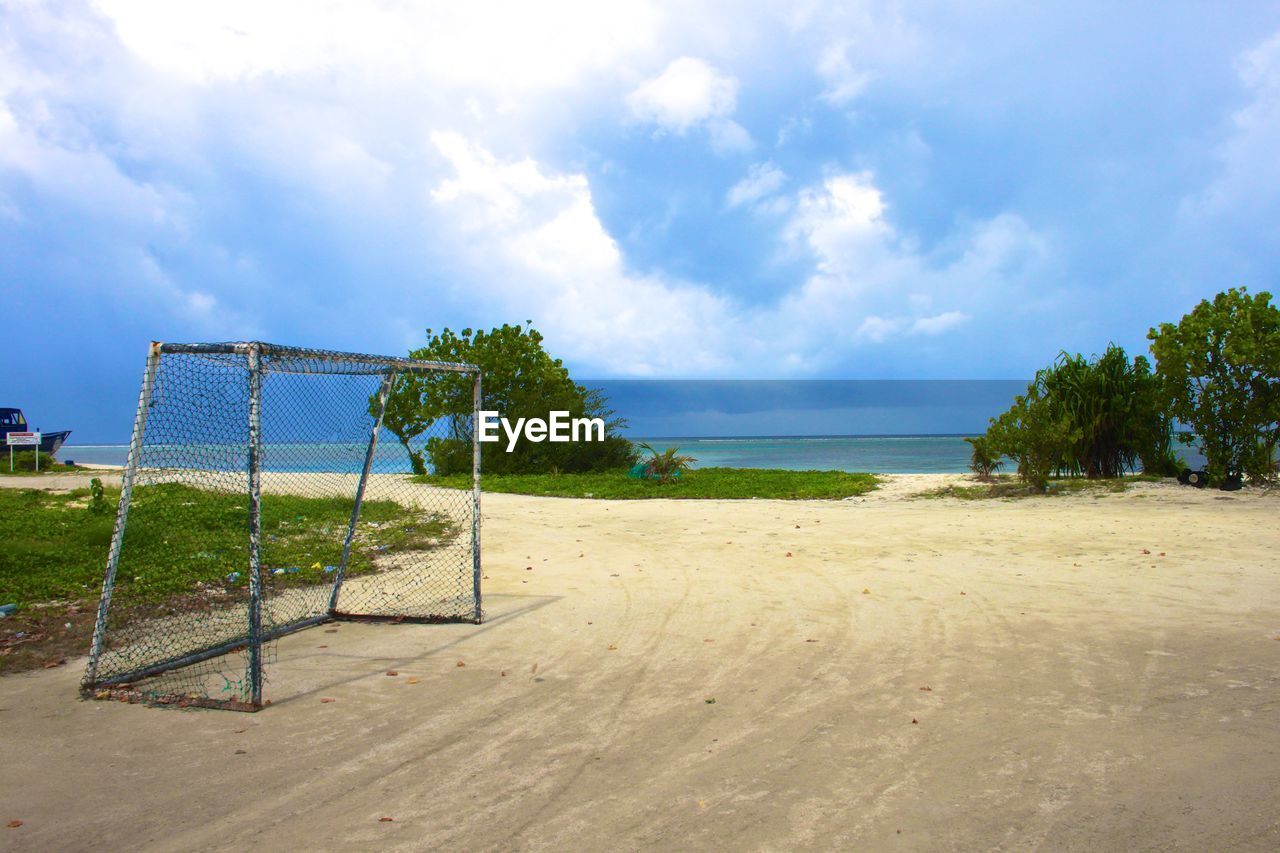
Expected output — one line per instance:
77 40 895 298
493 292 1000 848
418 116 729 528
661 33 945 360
1 408 71 456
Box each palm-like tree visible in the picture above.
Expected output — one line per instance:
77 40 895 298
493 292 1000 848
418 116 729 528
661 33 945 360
965 435 1003 481
638 442 696 484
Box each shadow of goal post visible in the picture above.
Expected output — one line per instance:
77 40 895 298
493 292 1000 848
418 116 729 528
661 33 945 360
82 341 482 711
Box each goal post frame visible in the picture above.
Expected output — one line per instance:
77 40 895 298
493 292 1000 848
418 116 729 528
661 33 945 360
82 340 483 711
85 341 163 687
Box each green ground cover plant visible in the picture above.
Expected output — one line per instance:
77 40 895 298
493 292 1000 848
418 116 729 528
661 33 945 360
0 483 448 604
415 467 880 500
0 483 450 673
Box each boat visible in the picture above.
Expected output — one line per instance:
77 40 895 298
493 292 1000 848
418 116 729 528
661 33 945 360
1 408 72 456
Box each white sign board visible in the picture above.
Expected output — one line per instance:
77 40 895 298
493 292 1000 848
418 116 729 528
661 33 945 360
7 431 42 471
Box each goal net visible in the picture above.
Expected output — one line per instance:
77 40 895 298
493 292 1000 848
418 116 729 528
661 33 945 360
82 341 481 711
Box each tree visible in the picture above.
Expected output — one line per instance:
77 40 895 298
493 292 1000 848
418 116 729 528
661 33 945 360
1032 346 1177 478
637 443 696 484
379 372 435 475
1148 287 1280 483
379 323 637 476
964 434 1003 481
986 388 1078 492
982 344 1177 488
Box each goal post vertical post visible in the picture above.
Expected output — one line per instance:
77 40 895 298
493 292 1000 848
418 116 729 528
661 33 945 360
84 341 163 690
471 368 482 623
246 342 265 707
329 369 396 614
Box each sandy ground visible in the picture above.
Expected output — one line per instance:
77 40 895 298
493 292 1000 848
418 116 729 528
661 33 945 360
2 474 1279 850
0 465 123 492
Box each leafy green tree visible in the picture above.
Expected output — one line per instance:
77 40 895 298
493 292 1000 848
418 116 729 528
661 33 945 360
1033 346 1177 478
1148 287 1280 483
986 389 1079 492
983 344 1176 487
379 373 435 475
379 323 637 476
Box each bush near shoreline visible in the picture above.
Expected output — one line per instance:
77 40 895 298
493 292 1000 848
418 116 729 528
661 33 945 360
977 287 1279 491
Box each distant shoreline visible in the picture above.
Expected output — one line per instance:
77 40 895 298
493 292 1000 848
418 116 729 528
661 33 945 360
63 433 981 447
627 433 979 441
59 434 991 475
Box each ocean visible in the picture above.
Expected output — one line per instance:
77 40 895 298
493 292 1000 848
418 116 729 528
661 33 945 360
59 434 980 474
629 435 977 473
57 378 1209 474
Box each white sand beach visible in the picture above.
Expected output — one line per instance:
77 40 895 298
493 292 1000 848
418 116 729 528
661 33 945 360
2 474 1278 849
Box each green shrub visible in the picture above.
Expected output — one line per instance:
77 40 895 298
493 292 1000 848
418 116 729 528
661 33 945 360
1149 287 1280 484
380 323 638 476
1242 437 1279 485
987 389 1079 492
964 434 1003 481
1033 345 1173 478
4 450 57 472
637 443 696 484
983 344 1175 486
88 477 109 513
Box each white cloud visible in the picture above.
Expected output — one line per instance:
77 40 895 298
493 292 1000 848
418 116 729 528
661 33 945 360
856 315 904 343
818 41 871 104
431 131 584 228
429 138 1045 374
727 161 787 208
909 311 968 336
627 56 740 134
429 133 738 375
785 172 895 270
1182 30 1280 220
95 0 662 95
310 139 393 196
134 249 253 332
776 115 812 147
707 118 754 154
2 2 1050 377
771 172 1048 360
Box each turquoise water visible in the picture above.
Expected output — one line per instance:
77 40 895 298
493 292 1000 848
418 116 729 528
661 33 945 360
630 435 976 474
62 434 980 474
59 442 421 474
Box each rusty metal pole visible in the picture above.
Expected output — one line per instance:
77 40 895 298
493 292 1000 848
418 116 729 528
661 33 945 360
84 341 163 691
329 370 396 614
246 343 265 707
471 369 483 623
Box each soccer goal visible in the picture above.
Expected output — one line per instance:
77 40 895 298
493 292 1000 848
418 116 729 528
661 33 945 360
82 341 481 711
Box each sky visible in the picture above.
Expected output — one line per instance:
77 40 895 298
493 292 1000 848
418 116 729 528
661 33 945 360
594 380 1028 436
2 1 1279 442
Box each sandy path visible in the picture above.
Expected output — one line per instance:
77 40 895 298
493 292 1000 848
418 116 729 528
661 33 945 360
2 477 1278 849
0 466 123 492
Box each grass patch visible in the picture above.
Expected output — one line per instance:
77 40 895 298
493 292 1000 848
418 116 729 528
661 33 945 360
0 483 450 674
914 473 1165 500
415 467 880 500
